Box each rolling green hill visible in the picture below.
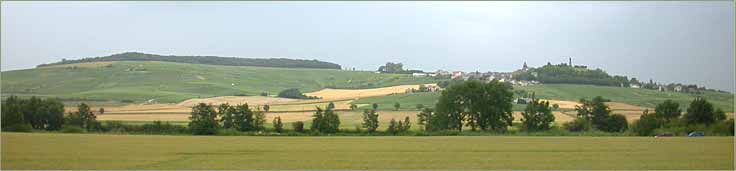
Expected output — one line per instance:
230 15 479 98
1 61 441 103
37 52 342 69
354 84 734 112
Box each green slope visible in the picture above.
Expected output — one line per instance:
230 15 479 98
1 61 441 103
354 84 734 112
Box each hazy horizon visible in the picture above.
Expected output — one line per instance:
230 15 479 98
2 1 734 92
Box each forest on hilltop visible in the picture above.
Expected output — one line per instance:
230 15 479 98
37 52 342 69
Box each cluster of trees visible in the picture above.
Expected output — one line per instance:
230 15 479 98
513 63 631 86
567 96 629 132
1 96 189 134
189 103 266 135
2 96 102 132
632 99 733 136
277 88 319 99
362 104 380 133
310 103 341 133
377 62 423 74
359 103 411 134
377 62 404 73
419 80 515 132
37 52 342 69
2 96 65 131
386 117 411 134
65 103 102 131
520 96 555 131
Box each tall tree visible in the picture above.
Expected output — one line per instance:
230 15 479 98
218 104 235 129
75 103 97 131
311 107 324 132
322 102 340 133
401 116 412 132
576 96 611 130
1 96 25 130
654 100 681 123
189 103 219 135
23 97 44 129
362 104 379 133
521 97 555 131
234 103 254 131
387 118 399 134
632 109 659 136
273 116 284 133
253 110 267 131
683 98 717 125
417 107 434 131
311 102 340 133
43 98 65 131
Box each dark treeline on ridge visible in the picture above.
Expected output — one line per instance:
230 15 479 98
513 62 632 86
36 52 342 69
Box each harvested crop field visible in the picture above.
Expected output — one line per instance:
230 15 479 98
176 96 300 107
2 133 732 170
304 84 436 100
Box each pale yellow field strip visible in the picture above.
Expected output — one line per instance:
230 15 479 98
176 96 301 107
304 83 437 100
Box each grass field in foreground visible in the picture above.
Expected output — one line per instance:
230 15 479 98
2 133 733 170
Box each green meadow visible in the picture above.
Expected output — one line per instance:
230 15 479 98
2 133 732 170
0 61 440 103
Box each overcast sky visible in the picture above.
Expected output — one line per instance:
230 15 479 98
2 1 734 92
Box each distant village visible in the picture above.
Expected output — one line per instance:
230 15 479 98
368 60 721 95
407 61 539 87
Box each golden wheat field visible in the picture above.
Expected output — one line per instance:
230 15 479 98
304 84 436 100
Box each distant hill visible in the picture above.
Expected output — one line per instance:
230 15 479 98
37 52 342 69
3 61 440 103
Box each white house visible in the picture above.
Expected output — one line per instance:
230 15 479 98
452 71 464 79
630 84 641 88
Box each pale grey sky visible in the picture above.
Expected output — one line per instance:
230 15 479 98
1 1 734 92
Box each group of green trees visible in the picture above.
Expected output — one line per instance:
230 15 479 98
1 96 189 134
189 103 266 135
513 63 632 86
277 88 319 99
377 62 423 74
386 117 411 135
37 52 342 69
563 96 628 132
420 80 515 132
631 99 733 136
520 96 555 132
2 96 65 131
2 96 102 132
310 102 341 133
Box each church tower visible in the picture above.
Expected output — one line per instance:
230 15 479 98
522 62 528 71
569 57 572 67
